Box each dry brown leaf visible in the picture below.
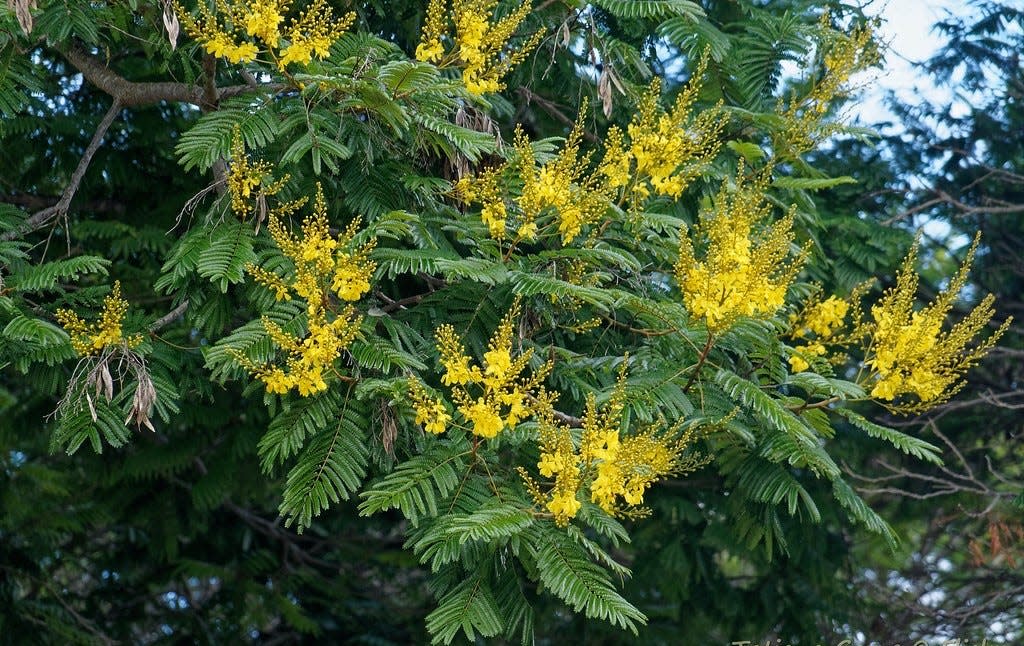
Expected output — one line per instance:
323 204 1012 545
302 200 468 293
86 392 97 422
378 401 397 459
598 68 613 118
8 0 36 36
127 369 158 431
607 67 626 95
90 362 114 401
162 0 180 50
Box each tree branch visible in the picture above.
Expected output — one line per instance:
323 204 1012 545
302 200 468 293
61 43 284 108
149 300 190 332
63 44 206 107
1 99 122 242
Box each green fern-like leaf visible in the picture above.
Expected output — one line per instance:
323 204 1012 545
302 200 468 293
425 567 504 645
175 96 280 172
258 390 342 473
734 454 821 521
279 394 369 532
348 336 428 372
659 14 731 61
510 271 623 311
531 527 646 633
2 315 69 346
831 477 898 551
785 372 866 400
446 502 534 545
196 221 256 292
716 369 840 478
593 0 704 19
5 255 110 292
52 397 131 455
204 301 305 384
773 175 857 191
358 445 467 525
836 408 943 465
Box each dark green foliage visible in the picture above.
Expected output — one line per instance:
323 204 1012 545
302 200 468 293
2 0 1013 644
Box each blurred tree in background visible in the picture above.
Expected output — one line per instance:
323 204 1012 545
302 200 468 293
0 0 1017 644
816 1 1023 641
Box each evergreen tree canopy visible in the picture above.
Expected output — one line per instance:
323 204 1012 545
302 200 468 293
0 0 1015 643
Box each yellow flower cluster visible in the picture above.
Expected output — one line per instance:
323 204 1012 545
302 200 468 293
176 0 354 69
520 365 703 526
675 168 803 332
415 0 542 95
457 67 728 245
408 380 452 435
235 185 377 396
776 20 876 158
457 109 607 244
56 281 144 356
788 294 850 373
865 234 1010 411
409 298 550 438
226 125 286 216
599 62 727 204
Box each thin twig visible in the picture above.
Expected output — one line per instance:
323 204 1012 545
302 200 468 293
1 100 122 242
681 332 714 395
149 300 190 332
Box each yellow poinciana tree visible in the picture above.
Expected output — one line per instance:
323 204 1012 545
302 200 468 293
0 0 1013 643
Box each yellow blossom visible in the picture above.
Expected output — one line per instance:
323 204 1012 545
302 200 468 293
675 167 804 333
537 452 566 478
800 295 849 338
599 62 727 206
409 380 451 435
175 0 354 70
863 234 1010 412
483 347 511 380
56 281 144 357
235 184 374 397
243 0 285 45
522 363 708 525
480 201 507 239
415 0 542 95
788 342 826 373
416 0 447 63
545 491 581 521
414 297 551 439
226 125 285 217
436 325 478 386
785 281 875 374
459 107 609 245
204 33 259 63
776 20 877 158
461 398 503 438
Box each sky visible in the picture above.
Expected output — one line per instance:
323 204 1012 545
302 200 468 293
847 0 984 240
853 0 975 126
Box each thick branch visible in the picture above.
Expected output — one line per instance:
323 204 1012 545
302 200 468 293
2 46 288 242
61 44 283 108
64 44 206 107
1 99 122 242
